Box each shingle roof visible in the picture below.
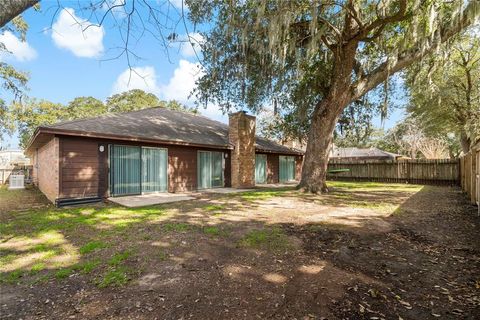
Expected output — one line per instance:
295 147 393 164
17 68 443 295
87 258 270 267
330 147 406 159
44 107 301 155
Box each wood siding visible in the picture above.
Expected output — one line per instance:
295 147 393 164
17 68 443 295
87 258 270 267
168 146 197 193
60 137 101 199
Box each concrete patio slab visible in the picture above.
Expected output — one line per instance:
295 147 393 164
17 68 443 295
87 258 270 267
200 188 255 194
256 182 298 188
108 193 195 208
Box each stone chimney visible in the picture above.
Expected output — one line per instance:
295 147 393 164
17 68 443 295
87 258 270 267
229 111 256 188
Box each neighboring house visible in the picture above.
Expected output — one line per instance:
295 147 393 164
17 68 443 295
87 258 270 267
0 150 30 184
0 150 30 167
25 108 303 205
330 147 409 161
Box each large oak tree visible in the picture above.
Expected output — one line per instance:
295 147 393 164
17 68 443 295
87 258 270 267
191 0 480 192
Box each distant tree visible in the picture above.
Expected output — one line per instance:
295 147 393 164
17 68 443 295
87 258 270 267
66 97 107 120
162 100 198 114
334 95 382 148
106 89 160 113
9 99 66 148
406 30 480 153
417 138 449 159
375 118 453 159
106 90 197 114
0 99 13 146
1 15 30 141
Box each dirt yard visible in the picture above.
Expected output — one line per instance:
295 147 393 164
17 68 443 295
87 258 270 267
0 182 479 319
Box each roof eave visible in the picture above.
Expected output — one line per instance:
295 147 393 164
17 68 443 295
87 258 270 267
30 127 234 150
255 147 304 156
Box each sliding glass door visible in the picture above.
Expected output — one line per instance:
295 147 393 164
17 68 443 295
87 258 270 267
142 147 168 193
198 151 224 189
110 145 168 196
110 145 142 196
255 154 267 184
279 155 295 182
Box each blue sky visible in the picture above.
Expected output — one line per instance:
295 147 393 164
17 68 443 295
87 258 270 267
1 1 404 149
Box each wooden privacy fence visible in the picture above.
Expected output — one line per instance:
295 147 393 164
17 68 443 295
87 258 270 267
327 159 459 185
459 141 479 208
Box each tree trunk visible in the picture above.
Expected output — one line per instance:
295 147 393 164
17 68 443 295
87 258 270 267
460 131 471 154
298 39 358 193
0 0 38 29
298 91 351 193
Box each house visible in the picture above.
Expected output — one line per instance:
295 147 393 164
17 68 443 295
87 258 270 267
25 108 303 206
329 147 409 161
0 150 30 185
0 149 30 167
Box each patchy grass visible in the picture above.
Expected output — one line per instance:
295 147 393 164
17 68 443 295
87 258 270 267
97 266 131 288
76 259 101 274
30 262 45 273
328 181 422 192
204 204 225 215
163 222 192 232
239 227 291 252
157 250 167 261
240 189 291 202
108 251 132 267
79 241 107 254
54 268 74 279
202 226 229 237
0 270 23 284
0 185 51 213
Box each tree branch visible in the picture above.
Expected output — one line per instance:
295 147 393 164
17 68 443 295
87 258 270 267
353 1 480 100
0 0 38 29
350 0 408 42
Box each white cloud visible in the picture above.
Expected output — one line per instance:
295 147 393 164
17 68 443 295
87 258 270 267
158 59 226 122
51 8 104 58
0 31 37 62
159 59 203 101
112 66 159 94
179 32 204 58
111 60 227 122
199 103 228 123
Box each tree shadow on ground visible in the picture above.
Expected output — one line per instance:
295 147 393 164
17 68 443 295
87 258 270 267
0 184 479 319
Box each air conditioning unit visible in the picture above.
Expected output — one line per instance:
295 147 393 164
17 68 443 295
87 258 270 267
8 174 25 190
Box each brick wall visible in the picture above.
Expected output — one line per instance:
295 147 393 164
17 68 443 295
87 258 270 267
229 112 256 188
34 137 59 202
266 154 279 183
